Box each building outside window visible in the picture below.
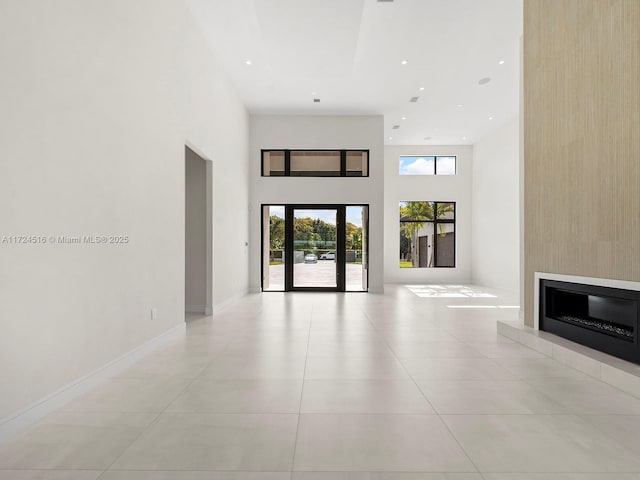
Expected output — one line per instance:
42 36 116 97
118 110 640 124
400 201 455 268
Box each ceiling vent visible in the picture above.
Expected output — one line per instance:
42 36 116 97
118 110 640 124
409 96 420 103
313 98 320 103
377 0 394 2
392 125 400 129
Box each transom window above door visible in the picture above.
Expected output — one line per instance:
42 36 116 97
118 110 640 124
262 149 369 177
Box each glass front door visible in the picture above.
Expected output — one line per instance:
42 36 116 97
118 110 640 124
261 204 368 292
292 208 338 289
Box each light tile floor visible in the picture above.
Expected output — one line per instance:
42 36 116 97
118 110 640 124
2 285 640 479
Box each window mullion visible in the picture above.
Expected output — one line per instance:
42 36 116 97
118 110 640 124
284 150 291 176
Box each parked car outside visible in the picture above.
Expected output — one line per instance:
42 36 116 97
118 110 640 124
304 253 318 264
320 251 335 260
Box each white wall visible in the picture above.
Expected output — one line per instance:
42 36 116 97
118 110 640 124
249 115 384 292
184 13 250 307
0 0 249 420
471 116 520 293
384 146 473 284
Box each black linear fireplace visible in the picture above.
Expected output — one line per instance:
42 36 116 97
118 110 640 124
540 279 640 364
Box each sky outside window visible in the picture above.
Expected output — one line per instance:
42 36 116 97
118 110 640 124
399 156 456 175
437 156 456 175
399 156 435 175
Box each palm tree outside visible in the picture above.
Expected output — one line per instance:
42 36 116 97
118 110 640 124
400 201 454 267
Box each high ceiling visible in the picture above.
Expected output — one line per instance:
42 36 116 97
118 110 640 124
187 0 522 145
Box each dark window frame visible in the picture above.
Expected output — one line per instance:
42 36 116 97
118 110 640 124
399 201 456 268
261 149 370 177
398 155 457 176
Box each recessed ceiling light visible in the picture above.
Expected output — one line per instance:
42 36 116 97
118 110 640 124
245 60 252 66
401 60 408 65
478 77 491 85
401 116 406 120
311 92 317 96
388 136 393 140
488 116 494 120
462 136 467 140
456 104 463 108
419 87 425 91
498 60 505 65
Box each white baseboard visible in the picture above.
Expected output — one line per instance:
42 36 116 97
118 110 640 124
0 322 186 444
211 292 248 314
188 294 248 315
186 304 207 314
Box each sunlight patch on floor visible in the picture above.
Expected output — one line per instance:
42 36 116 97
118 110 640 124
405 284 497 298
447 305 520 309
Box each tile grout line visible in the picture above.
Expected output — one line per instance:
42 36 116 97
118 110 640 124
9 287 640 476
288 297 313 480
97 313 244 475
360 292 440 414
361 287 484 475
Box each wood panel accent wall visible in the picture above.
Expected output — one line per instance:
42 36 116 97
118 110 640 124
524 0 640 326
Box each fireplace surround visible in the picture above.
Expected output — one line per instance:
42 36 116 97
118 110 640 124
539 278 640 364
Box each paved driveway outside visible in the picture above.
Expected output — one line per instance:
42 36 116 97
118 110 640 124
264 261 365 290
